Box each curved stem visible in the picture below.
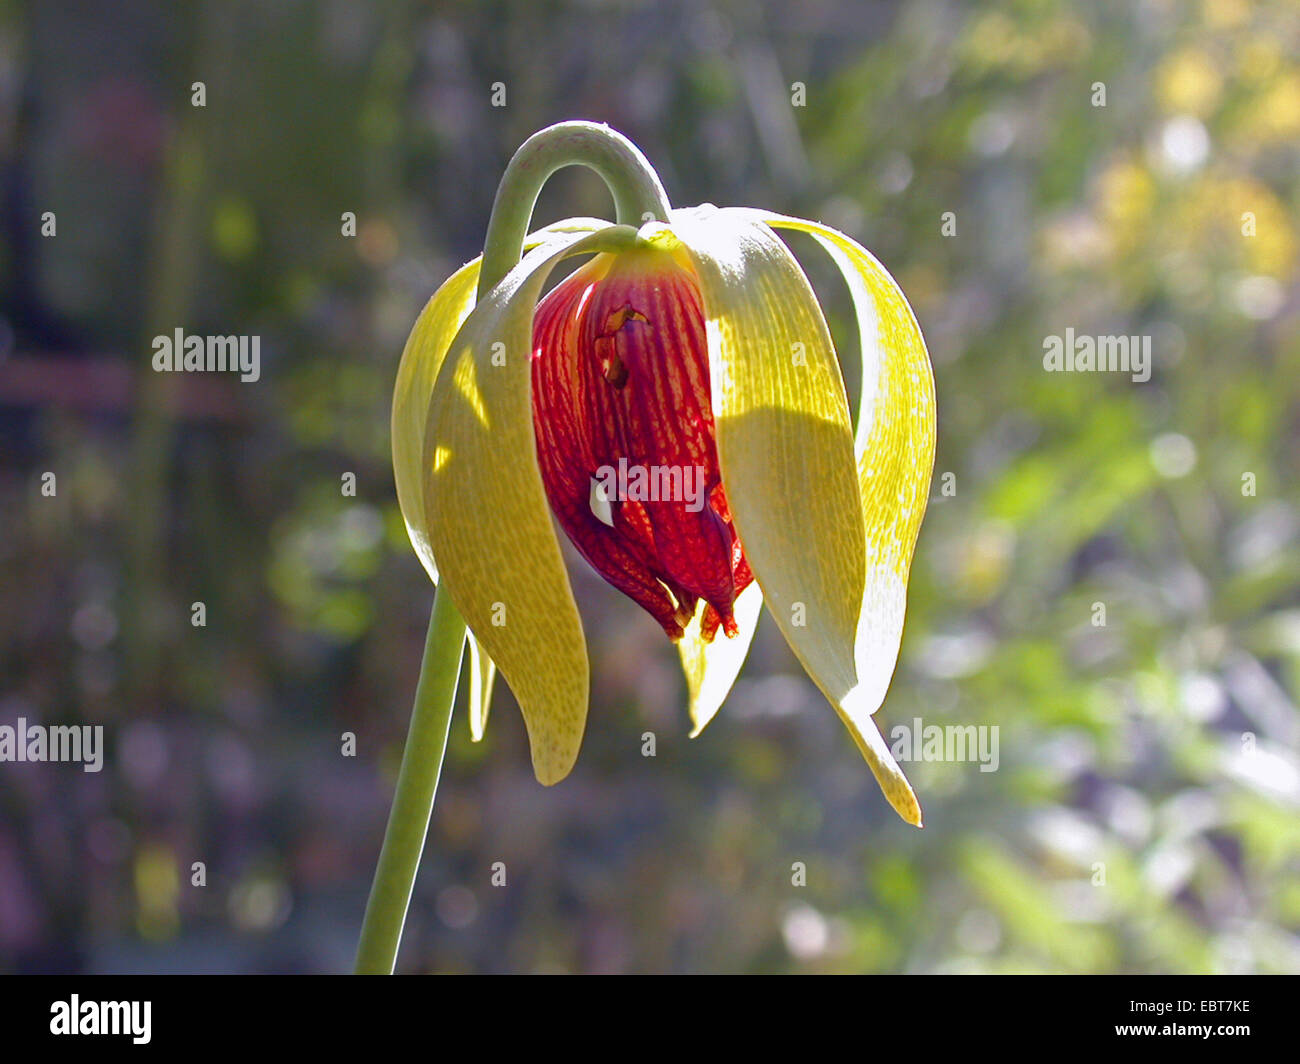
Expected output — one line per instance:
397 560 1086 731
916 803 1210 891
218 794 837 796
358 120 674 974
355 586 464 974
478 120 672 298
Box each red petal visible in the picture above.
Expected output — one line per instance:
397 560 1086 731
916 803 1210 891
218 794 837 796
531 248 754 640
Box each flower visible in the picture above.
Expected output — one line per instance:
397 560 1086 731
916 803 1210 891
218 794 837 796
392 138 935 825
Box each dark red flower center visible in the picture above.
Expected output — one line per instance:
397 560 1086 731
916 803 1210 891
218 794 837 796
530 247 753 642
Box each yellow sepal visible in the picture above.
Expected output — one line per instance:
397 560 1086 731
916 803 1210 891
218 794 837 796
392 219 610 744
756 210 936 826
423 223 640 784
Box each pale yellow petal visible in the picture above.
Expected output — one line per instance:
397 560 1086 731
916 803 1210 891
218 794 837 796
392 218 610 584
424 223 640 784
392 259 480 584
670 206 868 748
678 581 763 737
393 219 610 749
466 634 496 742
754 210 936 827
853 709 923 827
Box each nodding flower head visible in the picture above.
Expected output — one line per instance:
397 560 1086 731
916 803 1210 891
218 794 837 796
392 129 935 825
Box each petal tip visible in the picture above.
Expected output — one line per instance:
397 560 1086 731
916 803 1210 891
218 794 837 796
878 761 923 827
897 793 924 828
533 763 571 787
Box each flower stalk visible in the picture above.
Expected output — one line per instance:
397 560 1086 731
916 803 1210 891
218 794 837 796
353 587 463 974
355 122 675 974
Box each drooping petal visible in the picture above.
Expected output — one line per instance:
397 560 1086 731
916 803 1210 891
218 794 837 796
678 579 763 736
392 219 609 745
424 223 641 785
467 635 496 742
393 259 480 585
744 210 934 826
392 217 611 584
669 206 872 752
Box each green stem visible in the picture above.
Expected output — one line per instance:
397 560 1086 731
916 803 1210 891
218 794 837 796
354 587 464 974
356 120 673 973
478 120 672 297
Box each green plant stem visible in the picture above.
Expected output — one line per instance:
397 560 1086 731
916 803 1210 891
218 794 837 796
478 120 672 298
355 120 673 974
354 588 464 974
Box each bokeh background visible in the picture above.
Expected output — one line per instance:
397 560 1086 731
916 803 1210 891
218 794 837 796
1 0 1298 974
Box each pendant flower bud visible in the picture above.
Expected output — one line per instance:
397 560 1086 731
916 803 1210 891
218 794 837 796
393 124 936 824
530 245 752 643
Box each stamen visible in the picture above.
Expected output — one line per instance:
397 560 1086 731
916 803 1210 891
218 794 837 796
596 304 647 388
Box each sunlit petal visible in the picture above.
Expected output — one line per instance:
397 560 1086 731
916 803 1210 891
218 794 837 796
425 223 641 784
394 220 611 744
755 210 936 826
467 634 497 742
392 217 611 585
671 206 872 754
392 259 480 585
679 580 763 737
